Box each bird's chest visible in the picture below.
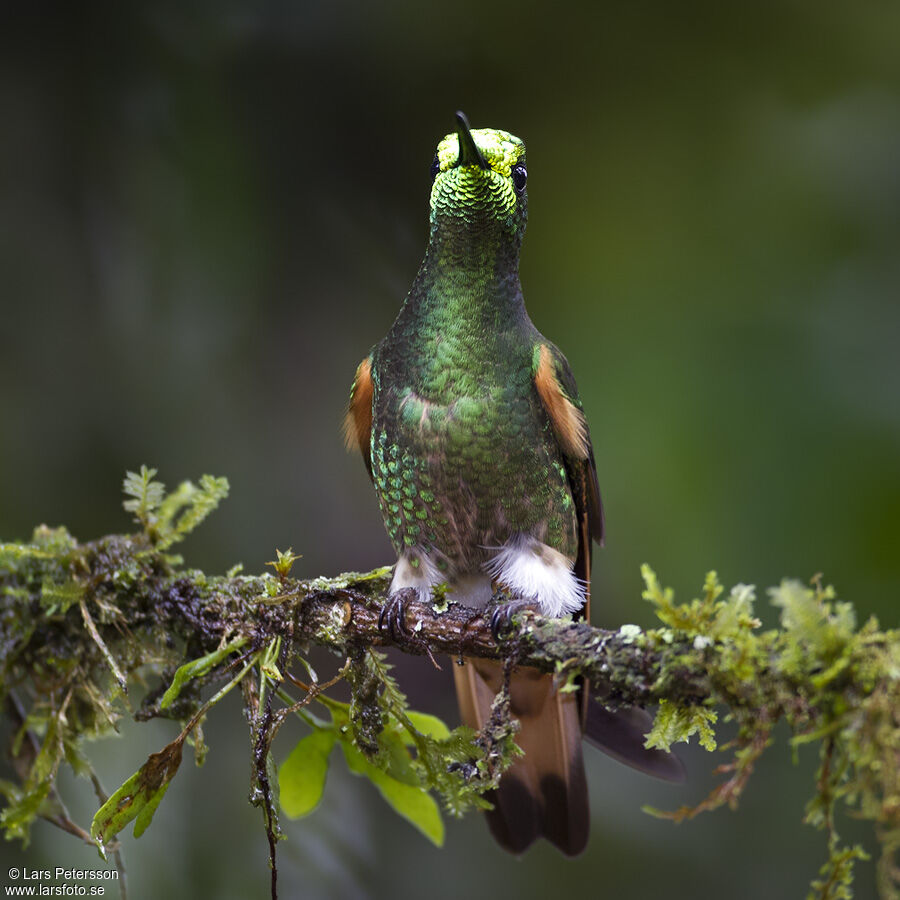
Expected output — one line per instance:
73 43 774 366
370 351 571 563
372 344 538 486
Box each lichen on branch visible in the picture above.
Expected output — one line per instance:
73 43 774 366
1 468 899 900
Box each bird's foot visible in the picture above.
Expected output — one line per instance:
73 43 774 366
378 589 443 669
378 589 416 644
489 598 538 642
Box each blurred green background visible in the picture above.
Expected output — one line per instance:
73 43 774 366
2 2 899 898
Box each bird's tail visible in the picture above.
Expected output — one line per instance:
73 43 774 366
453 657 589 856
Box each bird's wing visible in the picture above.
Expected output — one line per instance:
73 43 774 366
533 341 604 618
343 354 374 479
533 343 687 782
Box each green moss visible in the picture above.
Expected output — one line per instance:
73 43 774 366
645 699 717 752
4 473 900 899
430 582 451 614
639 566 900 899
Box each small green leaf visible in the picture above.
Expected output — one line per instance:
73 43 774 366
133 783 172 839
0 782 52 843
403 711 452 743
160 638 247 709
279 729 336 818
340 741 444 846
259 637 283 684
39 577 83 613
267 547 301 579
155 475 230 550
0 706 68 843
91 738 184 845
122 466 166 527
378 729 419 786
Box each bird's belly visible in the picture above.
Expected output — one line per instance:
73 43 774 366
371 386 577 571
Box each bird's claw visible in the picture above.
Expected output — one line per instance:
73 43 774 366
379 590 413 644
489 599 535 642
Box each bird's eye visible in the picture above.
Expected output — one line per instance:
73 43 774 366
512 164 527 194
430 156 440 181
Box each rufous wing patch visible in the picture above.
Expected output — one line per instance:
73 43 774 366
534 344 589 460
343 356 374 475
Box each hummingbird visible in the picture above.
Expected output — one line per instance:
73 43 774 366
345 112 682 856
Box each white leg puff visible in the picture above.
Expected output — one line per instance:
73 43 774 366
389 551 444 602
485 534 585 618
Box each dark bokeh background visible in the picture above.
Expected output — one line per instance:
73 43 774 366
2 3 898 898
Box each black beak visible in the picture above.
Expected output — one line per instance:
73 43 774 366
455 111 489 169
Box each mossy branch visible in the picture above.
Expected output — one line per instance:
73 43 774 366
1 469 898 900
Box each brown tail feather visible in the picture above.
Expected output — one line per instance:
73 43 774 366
453 657 588 856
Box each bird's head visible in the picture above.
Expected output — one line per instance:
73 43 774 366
428 112 527 249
